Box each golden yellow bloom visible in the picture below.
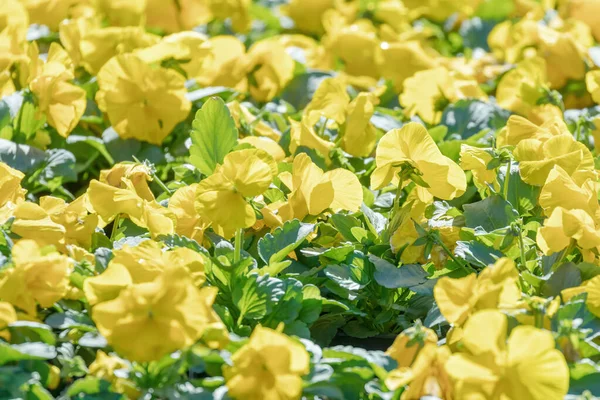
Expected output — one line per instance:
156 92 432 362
289 118 335 161
21 0 81 31
243 39 295 102
145 0 212 34
0 240 70 315
169 184 209 244
274 153 363 224
497 115 569 147
434 258 520 326
0 301 17 341
0 162 26 222
586 70 600 104
95 0 145 27
224 326 310 400
239 136 286 162
585 274 600 318
496 57 548 116
341 92 379 157
566 0 600 41
284 0 334 34
377 41 438 93
99 162 155 202
96 53 192 145
537 207 600 257
0 0 29 31
513 134 595 186
303 77 350 127
386 324 438 368
80 27 160 75
86 179 176 238
88 350 129 382
194 36 247 90
539 165 600 221
228 100 280 141
207 0 251 33
386 343 453 400
400 67 486 124
10 202 66 249
27 43 86 138
196 149 277 238
460 145 498 189
371 122 466 201
327 23 381 79
446 310 569 400
91 266 222 362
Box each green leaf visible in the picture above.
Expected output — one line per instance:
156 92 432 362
280 70 334 110
8 322 56 345
454 240 503 268
38 149 77 188
0 138 45 173
331 214 362 242
497 163 541 213
370 255 429 289
463 195 519 232
189 97 238 176
441 99 510 139
475 0 515 19
310 314 346 347
541 263 582 297
0 342 56 365
258 219 314 264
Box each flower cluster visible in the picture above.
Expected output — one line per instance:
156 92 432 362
1 0 600 399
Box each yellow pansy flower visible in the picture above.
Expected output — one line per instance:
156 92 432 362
289 118 335 161
91 266 223 362
586 70 600 104
303 77 350 126
497 115 569 147
89 350 141 399
207 0 251 33
21 0 81 31
95 53 192 145
134 31 212 79
58 16 98 67
434 258 520 326
377 41 438 93
539 165 600 221
95 0 145 27
371 122 467 201
243 39 295 102
327 22 381 79
585 275 600 317
196 149 277 238
537 207 600 258
145 0 212 34
460 145 498 190
283 0 335 34
194 36 247 90
386 343 453 399
228 101 280 141
496 57 548 116
386 324 438 368
84 240 207 304
513 134 595 186
86 179 176 238
0 302 17 341
99 162 155 201
341 92 379 157
239 136 286 162
274 153 363 223
565 0 600 41
169 184 209 244
80 27 160 75
0 0 29 31
446 310 569 400
0 162 26 222
0 240 70 315
224 326 310 400
400 67 486 124
27 43 86 137
10 202 66 249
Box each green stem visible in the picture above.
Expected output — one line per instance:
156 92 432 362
503 159 512 200
517 224 528 271
234 228 243 264
436 237 474 274
153 173 172 196
318 118 329 138
110 214 121 241
552 240 576 270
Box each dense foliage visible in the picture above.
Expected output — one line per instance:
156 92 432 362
1 0 600 399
